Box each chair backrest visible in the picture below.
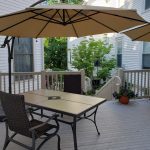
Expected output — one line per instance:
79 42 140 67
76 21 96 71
0 92 31 136
64 74 82 94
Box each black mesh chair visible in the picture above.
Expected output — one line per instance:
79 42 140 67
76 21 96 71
0 92 61 150
64 74 82 94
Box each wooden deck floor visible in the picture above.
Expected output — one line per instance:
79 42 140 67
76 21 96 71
1 99 150 150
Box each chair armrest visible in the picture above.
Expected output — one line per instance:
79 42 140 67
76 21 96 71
29 113 59 131
0 116 7 122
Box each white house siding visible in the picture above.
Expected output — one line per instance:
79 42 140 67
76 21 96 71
0 0 44 73
33 39 44 71
68 0 150 71
120 0 150 70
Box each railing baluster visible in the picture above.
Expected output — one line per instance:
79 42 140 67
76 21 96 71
130 71 133 88
18 75 21 93
13 75 16 94
47 74 50 89
55 74 57 90
4 75 6 92
28 74 30 91
32 74 34 91
140 71 143 97
137 71 139 97
133 72 136 95
37 74 39 90
60 75 63 91
144 71 147 97
51 74 54 90
23 75 25 93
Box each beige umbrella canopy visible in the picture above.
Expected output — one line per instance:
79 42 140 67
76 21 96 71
123 23 150 41
0 4 147 38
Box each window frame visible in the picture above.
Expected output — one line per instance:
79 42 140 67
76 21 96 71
142 42 150 69
116 37 123 68
145 0 150 10
13 38 34 73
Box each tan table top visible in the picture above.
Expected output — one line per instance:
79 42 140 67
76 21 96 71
23 89 106 116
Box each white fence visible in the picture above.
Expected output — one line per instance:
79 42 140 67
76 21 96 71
123 69 150 98
96 68 150 100
0 70 85 94
0 72 41 94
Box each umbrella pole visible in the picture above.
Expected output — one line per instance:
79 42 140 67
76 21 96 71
1 36 15 94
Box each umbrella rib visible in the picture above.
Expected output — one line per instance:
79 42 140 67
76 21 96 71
67 11 100 24
31 10 62 24
35 10 60 38
32 17 61 25
70 18 90 24
63 9 66 24
65 10 83 24
57 10 64 23
125 23 150 33
0 9 53 33
65 10 79 37
74 10 118 32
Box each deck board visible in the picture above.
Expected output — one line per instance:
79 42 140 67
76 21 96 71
1 99 150 150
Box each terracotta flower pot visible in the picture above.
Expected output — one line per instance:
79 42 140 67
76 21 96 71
119 96 129 104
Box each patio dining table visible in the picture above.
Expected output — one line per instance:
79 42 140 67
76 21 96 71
23 89 106 150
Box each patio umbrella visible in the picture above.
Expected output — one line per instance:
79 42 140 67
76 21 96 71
0 4 147 38
0 4 147 93
123 23 150 41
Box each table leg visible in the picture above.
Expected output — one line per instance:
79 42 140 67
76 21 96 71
78 106 100 135
72 117 78 150
93 107 100 135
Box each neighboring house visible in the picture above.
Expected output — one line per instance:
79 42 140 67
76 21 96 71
119 0 150 70
0 0 44 73
67 0 150 71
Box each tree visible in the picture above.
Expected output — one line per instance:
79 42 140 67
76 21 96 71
44 37 67 70
44 0 83 70
72 38 116 78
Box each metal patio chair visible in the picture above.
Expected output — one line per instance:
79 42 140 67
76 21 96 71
0 91 61 150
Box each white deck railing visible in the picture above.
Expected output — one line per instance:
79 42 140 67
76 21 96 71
96 68 150 99
0 70 85 94
0 72 41 94
123 69 150 98
41 69 85 91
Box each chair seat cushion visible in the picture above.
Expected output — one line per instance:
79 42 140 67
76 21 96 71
30 119 57 137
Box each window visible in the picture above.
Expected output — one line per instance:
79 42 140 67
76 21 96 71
143 42 150 69
145 0 150 10
116 38 122 68
14 38 33 72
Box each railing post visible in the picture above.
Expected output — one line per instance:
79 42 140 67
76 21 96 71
41 71 46 89
80 69 85 93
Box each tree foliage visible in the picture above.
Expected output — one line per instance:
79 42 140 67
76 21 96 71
44 0 83 70
44 37 67 70
72 38 116 78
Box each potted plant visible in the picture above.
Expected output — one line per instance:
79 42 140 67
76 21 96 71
113 83 136 104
